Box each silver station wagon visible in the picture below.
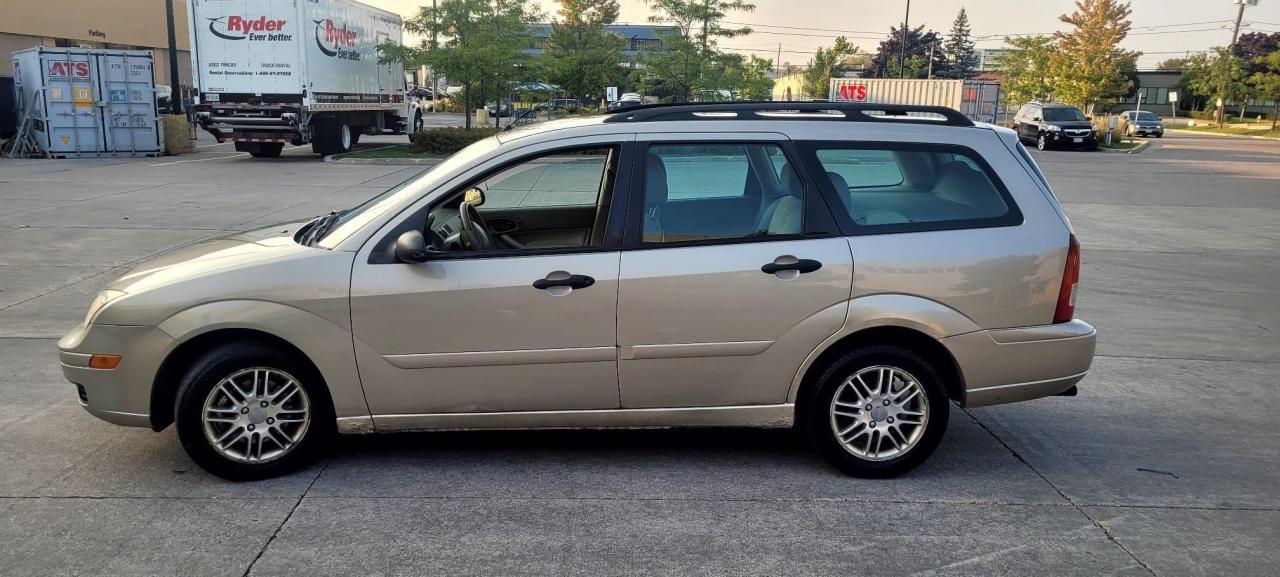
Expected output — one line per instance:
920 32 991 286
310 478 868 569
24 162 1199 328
58 102 1096 480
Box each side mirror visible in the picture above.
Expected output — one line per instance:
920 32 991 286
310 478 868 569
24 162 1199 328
394 230 429 263
463 187 485 206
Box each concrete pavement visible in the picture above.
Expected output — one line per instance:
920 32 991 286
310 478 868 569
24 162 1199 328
0 130 1277 576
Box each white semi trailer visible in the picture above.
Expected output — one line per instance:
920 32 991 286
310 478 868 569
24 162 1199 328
186 0 417 156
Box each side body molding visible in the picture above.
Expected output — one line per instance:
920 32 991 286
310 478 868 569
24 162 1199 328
786 293 983 403
156 300 371 420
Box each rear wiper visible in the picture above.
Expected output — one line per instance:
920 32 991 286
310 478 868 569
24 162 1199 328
300 210 343 246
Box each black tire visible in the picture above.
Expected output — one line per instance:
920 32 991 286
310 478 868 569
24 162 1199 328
350 131 361 146
311 117 338 156
1037 134 1048 151
248 143 284 158
804 346 950 478
174 342 334 481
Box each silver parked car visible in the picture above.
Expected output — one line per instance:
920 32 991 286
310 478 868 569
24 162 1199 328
59 102 1095 480
1121 110 1165 138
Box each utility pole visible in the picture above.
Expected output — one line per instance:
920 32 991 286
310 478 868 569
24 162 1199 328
927 41 935 79
1230 0 1250 48
164 0 182 114
898 0 911 79
776 43 782 77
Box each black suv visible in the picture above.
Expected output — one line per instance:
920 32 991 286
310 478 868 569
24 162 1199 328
1014 102 1098 151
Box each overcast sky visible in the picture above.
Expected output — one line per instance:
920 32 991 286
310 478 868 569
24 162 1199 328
366 0 1280 69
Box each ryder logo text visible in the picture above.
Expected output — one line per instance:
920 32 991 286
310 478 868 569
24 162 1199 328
314 20 361 60
208 16 292 41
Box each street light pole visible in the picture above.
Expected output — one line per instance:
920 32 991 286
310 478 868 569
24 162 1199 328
898 0 910 79
164 0 183 114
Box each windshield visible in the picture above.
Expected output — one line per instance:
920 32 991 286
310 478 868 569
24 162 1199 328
1044 107 1087 122
313 135 503 248
1134 111 1159 121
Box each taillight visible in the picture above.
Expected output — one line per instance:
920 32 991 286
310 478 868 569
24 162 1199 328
1054 234 1080 324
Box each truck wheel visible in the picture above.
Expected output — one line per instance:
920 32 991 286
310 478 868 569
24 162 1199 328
336 124 353 154
311 117 338 156
349 131 361 146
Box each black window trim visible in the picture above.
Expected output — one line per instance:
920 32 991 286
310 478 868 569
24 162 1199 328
621 139 837 251
796 140 1024 237
366 141 634 264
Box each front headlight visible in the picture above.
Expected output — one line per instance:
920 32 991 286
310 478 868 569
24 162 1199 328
1047 125 1062 132
84 290 126 325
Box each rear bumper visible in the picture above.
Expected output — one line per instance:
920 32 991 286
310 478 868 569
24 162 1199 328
942 320 1096 407
58 323 175 428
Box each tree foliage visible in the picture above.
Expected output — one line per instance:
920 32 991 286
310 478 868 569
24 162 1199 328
1000 36 1057 107
1248 51 1280 130
389 0 540 129
1049 0 1140 114
939 8 978 79
1232 32 1280 75
865 25 944 79
709 53 775 100
636 0 755 102
546 0 625 102
1182 47 1246 126
802 37 857 100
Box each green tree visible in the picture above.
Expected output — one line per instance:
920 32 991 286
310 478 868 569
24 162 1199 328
390 0 540 129
865 25 943 79
1183 48 1245 127
1248 51 1280 130
546 0 625 103
637 0 756 102
1049 0 1140 114
939 8 978 79
1156 57 1189 71
802 37 857 99
1000 36 1056 108
708 53 774 100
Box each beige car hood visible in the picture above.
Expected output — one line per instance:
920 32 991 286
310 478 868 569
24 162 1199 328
108 221 313 294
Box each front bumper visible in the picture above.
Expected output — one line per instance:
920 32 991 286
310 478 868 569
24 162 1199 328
1132 126 1164 136
1047 132 1098 148
942 320 1096 407
57 323 176 428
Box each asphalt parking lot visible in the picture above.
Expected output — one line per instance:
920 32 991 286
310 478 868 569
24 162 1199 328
1 129 1277 576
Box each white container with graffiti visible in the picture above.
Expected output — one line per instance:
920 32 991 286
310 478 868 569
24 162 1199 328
10 47 162 157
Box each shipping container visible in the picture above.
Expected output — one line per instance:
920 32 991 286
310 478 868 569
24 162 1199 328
9 47 162 157
829 78 1002 124
187 0 416 157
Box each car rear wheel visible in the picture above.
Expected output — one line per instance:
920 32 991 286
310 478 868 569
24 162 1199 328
174 342 333 481
805 346 950 478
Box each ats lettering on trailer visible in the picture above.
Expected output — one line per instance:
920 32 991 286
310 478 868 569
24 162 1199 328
48 61 91 79
837 84 868 102
315 20 361 60
208 16 293 41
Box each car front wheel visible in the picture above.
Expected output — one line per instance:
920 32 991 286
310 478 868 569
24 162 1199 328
1037 134 1048 151
805 346 950 478
174 342 333 481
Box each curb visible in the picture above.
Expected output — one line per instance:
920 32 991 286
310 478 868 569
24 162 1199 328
1096 139 1150 154
325 156 442 166
1166 128 1280 141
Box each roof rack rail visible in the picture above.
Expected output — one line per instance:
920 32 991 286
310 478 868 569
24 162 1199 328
602 101 975 127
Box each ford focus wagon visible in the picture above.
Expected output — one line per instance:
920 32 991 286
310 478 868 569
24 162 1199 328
58 102 1095 480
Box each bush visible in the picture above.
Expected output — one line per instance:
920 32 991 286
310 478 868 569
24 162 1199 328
411 127 500 155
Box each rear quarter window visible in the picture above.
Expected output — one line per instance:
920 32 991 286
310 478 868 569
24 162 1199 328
799 141 1023 235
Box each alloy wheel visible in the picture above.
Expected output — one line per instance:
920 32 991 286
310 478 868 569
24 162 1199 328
201 368 311 464
828 365 929 461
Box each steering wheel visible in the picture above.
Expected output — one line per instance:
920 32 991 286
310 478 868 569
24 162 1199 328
459 201 495 251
